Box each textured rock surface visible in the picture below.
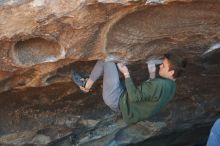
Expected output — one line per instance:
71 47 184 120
0 0 220 145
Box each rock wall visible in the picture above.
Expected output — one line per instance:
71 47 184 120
0 0 220 145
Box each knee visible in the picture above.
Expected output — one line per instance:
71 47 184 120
96 60 104 66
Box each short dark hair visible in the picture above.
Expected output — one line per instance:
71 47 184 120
164 53 187 78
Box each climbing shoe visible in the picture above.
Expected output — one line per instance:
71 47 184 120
71 70 87 87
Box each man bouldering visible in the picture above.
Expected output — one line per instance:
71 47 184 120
72 52 187 124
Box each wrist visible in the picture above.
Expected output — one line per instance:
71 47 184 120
124 72 130 78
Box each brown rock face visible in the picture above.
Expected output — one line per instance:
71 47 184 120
0 0 220 145
12 37 63 66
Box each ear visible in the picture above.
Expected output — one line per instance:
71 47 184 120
169 70 175 77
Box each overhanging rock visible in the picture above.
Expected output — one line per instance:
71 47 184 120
0 0 220 145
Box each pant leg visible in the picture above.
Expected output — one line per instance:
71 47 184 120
103 62 124 112
207 119 220 146
89 60 104 82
